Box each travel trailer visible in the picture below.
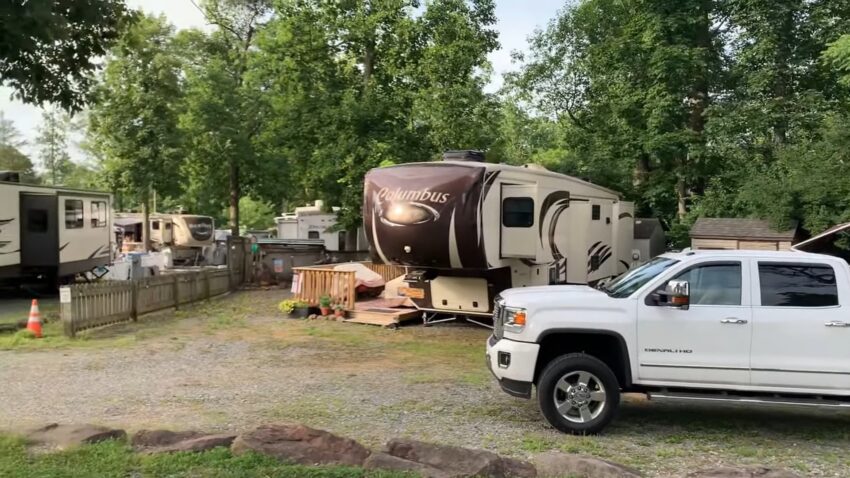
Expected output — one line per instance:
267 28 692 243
363 151 636 316
0 177 113 281
115 213 214 265
276 200 366 252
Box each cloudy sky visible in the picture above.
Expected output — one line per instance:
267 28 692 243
0 0 563 160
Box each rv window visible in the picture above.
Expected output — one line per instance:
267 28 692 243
165 223 172 230
91 201 107 228
503 197 534 228
592 205 601 221
308 231 320 239
152 221 160 230
28 210 48 233
64 199 84 229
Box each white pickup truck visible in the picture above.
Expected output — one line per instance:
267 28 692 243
486 249 850 434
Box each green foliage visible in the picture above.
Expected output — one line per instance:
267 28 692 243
0 434 412 477
278 299 308 315
88 15 185 208
319 295 332 308
0 0 134 111
0 146 37 183
36 108 74 186
238 196 276 232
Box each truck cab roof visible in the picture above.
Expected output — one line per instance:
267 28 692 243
660 248 847 265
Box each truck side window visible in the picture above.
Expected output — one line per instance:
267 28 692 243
503 197 534 228
758 263 838 307
671 263 742 306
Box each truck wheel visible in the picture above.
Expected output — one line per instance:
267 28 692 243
537 353 620 435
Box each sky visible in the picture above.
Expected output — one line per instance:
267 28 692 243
0 0 564 161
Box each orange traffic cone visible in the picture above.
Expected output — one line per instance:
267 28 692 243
27 299 43 338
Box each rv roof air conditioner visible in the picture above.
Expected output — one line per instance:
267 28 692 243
442 150 485 162
522 163 549 171
0 171 21 182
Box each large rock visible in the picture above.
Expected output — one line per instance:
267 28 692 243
155 434 237 453
533 451 641 478
131 429 205 448
27 424 126 449
386 438 536 478
686 467 802 478
230 424 370 466
131 429 236 453
364 452 453 478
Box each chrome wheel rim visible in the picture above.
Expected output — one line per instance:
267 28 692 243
553 370 607 424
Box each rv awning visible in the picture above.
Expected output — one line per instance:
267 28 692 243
114 217 144 227
792 222 850 252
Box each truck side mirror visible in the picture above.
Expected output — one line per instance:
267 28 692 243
650 280 690 309
664 280 690 309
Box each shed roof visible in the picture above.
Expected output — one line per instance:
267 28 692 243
690 218 797 241
634 218 663 240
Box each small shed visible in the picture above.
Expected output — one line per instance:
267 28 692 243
634 218 666 262
690 218 799 251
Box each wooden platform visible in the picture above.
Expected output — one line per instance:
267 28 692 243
344 299 420 328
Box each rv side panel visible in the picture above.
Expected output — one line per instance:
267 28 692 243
57 193 112 276
0 185 21 275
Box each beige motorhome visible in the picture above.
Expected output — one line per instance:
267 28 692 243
115 213 214 264
363 151 636 316
0 177 113 281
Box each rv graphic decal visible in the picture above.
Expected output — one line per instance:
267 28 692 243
364 163 487 269
0 249 20 255
478 171 501 249
380 201 440 227
0 241 9 248
59 242 70 251
587 241 612 273
0 218 13 226
183 217 214 241
88 245 104 259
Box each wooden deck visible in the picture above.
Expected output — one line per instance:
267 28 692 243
344 298 419 328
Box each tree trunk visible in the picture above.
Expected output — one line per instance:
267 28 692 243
771 6 794 147
229 159 240 237
633 154 651 187
141 187 151 252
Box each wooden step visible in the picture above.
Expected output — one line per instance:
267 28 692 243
344 307 420 328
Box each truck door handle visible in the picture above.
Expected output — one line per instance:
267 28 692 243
825 321 850 327
720 318 748 324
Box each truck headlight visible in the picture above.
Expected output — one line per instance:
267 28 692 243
503 306 527 333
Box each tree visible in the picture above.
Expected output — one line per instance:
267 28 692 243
255 0 500 230
180 0 272 237
0 111 26 149
88 15 184 250
0 145 37 182
237 196 275 232
0 0 134 111
36 108 73 185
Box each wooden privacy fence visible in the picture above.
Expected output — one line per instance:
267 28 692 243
62 269 232 337
292 262 407 310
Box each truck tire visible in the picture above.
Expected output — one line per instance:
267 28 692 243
537 353 620 435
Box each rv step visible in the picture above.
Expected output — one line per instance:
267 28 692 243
345 308 420 328
647 391 850 409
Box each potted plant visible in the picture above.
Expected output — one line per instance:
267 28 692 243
334 304 346 319
278 299 310 318
319 295 332 316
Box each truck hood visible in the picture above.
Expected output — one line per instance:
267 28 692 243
499 285 607 306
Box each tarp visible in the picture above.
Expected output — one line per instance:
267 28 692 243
332 262 385 289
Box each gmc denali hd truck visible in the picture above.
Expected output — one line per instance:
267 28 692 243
487 249 850 434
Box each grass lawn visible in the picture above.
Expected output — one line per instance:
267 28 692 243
0 435 413 478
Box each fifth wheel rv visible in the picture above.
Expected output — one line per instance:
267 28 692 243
363 151 635 316
0 174 113 281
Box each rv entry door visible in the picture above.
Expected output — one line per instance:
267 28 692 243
500 184 537 259
20 193 59 268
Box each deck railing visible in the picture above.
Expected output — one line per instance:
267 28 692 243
291 262 407 309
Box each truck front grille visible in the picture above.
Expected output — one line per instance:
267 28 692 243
492 299 504 339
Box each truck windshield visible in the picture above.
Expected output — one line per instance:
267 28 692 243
602 257 679 298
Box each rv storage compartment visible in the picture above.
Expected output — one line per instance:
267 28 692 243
430 276 489 313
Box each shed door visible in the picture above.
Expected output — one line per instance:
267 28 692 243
500 184 537 259
20 193 59 268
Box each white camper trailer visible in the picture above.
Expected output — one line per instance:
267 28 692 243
114 212 214 264
363 151 636 316
275 200 366 251
0 178 113 281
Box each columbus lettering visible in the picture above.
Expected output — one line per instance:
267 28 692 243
377 187 450 204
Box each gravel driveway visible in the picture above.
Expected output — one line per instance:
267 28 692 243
1 290 849 477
